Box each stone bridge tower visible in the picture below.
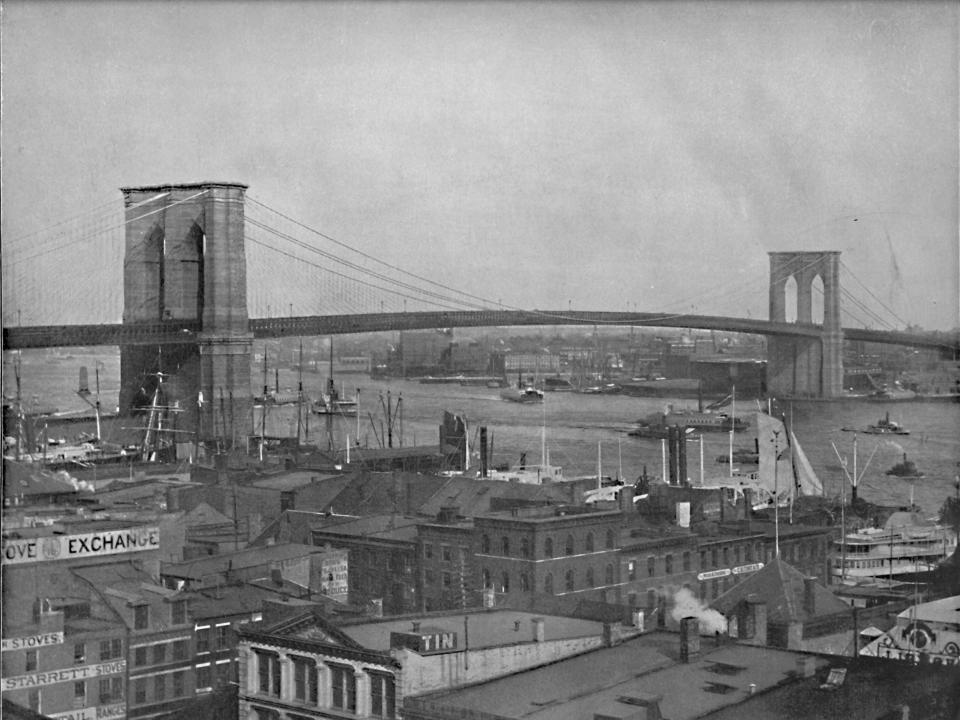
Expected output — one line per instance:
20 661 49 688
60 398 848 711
120 182 252 447
767 251 843 398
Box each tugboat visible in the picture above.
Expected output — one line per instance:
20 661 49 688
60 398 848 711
885 453 924 478
865 412 910 435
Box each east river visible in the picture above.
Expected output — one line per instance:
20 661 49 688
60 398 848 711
7 349 960 518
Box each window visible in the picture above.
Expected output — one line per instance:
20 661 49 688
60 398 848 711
544 573 554 594
153 643 166 664
442 572 451 588
28 690 39 712
734 546 742 565
628 560 636 581
500 537 510 556
682 551 691 571
99 676 123 704
425 569 435 585
25 650 37 672
293 657 318 703
100 638 122 661
134 605 149 630
711 549 718 568
154 674 166 702
500 571 510 593
544 537 553 558
565 535 574 556
745 544 753 562
647 589 657 609
197 627 211 653
134 678 147 704
74 680 86 705
442 545 452 562
700 550 707 569
481 534 490 554
172 600 188 625
647 556 656 577
585 532 595 552
585 567 594 588
216 625 230 648
134 647 147 666
173 640 188 661
605 563 614 585
74 643 85 665
520 537 531 558
482 568 491 589
665 554 673 575
330 665 357 712
369 672 396 718
423 543 433 559
565 570 575 591
216 660 232 685
173 671 186 698
722 547 729 566
606 528 615 549
520 572 530 592
256 651 280 697
197 664 212 690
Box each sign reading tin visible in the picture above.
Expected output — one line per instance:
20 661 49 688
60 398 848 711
390 630 458 655
2 632 64 652
2 527 159 565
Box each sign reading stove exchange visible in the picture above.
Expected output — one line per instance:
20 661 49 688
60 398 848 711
1 527 160 565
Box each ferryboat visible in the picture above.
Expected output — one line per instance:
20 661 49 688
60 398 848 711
865 412 909 435
831 510 956 585
885 453 924 478
500 373 544 403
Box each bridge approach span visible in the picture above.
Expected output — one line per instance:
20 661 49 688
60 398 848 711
3 311 957 352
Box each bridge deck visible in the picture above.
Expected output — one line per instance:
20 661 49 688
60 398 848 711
3 311 957 351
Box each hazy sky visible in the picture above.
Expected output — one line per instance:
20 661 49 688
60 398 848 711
2 1 957 329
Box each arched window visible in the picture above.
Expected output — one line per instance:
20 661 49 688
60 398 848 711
585 567 594 588
544 573 554 595
482 568 491 589
501 536 510 556
565 535 574 556
565 569 575 591
481 534 490 554
544 537 553 558
605 529 615 549
501 571 510 593
605 563 614 585
520 537 531 558
585 532 594 552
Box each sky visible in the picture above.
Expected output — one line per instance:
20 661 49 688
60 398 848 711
2 1 958 330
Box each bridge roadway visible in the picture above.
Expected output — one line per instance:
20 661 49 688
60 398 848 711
3 310 960 354
3 310 958 352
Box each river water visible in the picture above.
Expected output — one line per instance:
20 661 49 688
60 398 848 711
7 349 960 518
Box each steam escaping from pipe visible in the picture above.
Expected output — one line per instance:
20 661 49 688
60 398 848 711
884 440 905 454
671 587 727 634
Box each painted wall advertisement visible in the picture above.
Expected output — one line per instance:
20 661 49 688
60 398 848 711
2 527 159 565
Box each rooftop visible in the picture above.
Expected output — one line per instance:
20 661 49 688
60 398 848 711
897 594 960 625
161 542 326 579
311 514 421 543
409 633 827 720
339 610 605 651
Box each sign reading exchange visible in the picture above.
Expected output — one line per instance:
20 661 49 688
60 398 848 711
2 527 160 565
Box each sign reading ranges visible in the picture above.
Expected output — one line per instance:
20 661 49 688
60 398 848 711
2 527 160 565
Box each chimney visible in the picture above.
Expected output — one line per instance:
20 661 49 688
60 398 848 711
532 617 545 642
803 577 816 616
270 568 283 586
796 655 816 678
618 484 635 513
411 621 421 633
679 617 701 663
480 426 488 478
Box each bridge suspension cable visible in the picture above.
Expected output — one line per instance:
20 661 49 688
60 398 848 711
840 259 911 329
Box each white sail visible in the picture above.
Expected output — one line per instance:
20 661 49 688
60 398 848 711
790 429 823 497
756 412 793 502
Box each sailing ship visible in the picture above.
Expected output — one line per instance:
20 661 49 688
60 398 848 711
698 410 823 510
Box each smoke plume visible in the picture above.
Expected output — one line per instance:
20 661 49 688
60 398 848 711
671 587 728 634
